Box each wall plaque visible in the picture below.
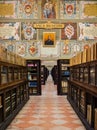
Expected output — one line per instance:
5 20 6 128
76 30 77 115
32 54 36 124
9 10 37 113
33 21 64 29
81 1 97 18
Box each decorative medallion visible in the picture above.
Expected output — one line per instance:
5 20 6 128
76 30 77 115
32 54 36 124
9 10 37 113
21 23 36 40
61 23 77 40
6 42 15 52
28 42 38 56
65 24 74 39
24 3 32 16
60 0 78 19
16 43 26 57
65 3 74 16
71 43 81 54
63 44 70 54
18 0 38 19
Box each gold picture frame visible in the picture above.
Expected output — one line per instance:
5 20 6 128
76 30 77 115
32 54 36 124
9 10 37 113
43 32 55 47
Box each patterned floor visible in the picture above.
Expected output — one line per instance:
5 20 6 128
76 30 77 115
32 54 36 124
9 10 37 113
6 75 86 130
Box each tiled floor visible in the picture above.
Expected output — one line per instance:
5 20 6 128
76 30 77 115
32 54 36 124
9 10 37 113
6 75 86 130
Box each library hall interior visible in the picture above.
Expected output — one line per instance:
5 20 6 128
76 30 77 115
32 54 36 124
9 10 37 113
0 0 97 130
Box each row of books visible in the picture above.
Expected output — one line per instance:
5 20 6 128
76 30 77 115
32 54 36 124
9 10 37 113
1 74 8 84
28 81 37 87
87 105 97 130
62 71 70 77
61 81 68 87
95 108 97 130
29 88 37 94
28 74 37 80
62 87 68 93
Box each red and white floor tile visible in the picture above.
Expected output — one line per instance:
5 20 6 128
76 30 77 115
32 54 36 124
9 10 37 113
7 75 86 130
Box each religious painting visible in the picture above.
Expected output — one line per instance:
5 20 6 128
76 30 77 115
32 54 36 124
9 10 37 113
60 0 79 19
79 23 97 40
21 22 37 40
41 0 57 19
80 1 97 19
43 32 55 47
0 1 17 18
61 23 77 40
18 0 39 19
0 22 20 40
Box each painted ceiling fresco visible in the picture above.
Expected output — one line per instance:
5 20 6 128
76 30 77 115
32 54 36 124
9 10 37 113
0 0 97 59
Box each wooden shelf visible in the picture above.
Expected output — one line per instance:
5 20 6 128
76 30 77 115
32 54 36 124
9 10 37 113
57 59 70 95
0 60 29 130
26 59 41 95
68 60 97 130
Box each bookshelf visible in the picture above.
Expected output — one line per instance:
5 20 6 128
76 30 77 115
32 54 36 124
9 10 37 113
0 94 3 124
8 66 14 82
68 60 97 130
41 65 49 85
57 59 70 95
83 64 89 84
1 65 8 85
41 65 45 85
26 60 41 95
89 64 96 85
0 60 29 130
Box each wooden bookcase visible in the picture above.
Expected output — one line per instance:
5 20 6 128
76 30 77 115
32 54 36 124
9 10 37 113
26 59 41 95
41 65 45 85
68 60 97 130
0 61 29 130
57 59 70 95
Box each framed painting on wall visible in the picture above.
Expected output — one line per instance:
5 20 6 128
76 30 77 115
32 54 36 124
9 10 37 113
41 0 57 19
43 32 55 47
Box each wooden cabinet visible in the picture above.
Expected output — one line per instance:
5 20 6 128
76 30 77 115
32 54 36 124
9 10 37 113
57 59 70 95
0 61 29 130
26 60 41 95
68 60 97 130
